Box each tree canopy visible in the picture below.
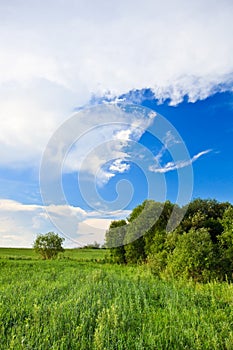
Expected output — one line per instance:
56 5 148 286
33 232 65 260
105 198 233 281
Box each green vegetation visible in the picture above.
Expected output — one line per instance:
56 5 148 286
0 248 106 261
0 248 37 260
0 258 233 349
33 232 65 260
106 198 233 282
1 197 233 348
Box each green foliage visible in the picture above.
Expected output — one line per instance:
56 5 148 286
180 198 229 242
127 200 147 222
105 198 233 281
143 201 169 255
166 228 215 282
124 237 146 264
105 220 127 263
124 200 164 263
146 229 168 275
217 206 233 279
147 250 168 276
0 260 233 349
33 232 65 260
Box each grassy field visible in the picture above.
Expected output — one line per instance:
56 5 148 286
0 249 233 349
0 247 107 261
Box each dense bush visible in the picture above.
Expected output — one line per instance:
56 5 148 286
33 232 64 260
105 198 233 281
165 228 215 282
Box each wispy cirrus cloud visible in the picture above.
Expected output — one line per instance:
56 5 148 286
62 106 155 187
149 149 212 173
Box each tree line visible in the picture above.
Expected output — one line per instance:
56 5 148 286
105 199 233 282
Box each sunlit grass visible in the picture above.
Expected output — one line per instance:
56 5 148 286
0 257 233 349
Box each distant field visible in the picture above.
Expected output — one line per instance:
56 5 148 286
0 247 107 261
63 248 107 261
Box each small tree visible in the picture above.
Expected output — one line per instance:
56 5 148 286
33 232 65 259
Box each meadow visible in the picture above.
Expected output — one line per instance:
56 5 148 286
0 249 233 349
0 247 106 262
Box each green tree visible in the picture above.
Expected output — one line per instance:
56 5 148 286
33 232 65 260
124 237 145 264
217 206 233 280
124 200 158 264
105 220 127 263
144 201 175 256
166 228 215 282
180 199 230 242
147 229 180 276
104 198 233 275
126 200 147 222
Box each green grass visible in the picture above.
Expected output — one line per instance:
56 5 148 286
62 248 107 261
0 248 107 261
0 248 37 259
0 255 233 349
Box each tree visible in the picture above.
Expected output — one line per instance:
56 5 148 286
104 198 233 279
166 228 215 281
144 200 175 256
105 220 127 263
33 232 65 259
124 200 157 264
180 199 230 242
217 206 233 279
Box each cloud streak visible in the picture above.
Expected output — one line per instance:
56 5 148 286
149 149 212 173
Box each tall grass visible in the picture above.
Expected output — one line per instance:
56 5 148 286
0 258 233 349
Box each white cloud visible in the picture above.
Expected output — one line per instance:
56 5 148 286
0 199 39 212
163 131 181 148
62 108 153 187
0 0 232 168
77 218 113 246
95 168 116 187
0 80 79 167
114 129 132 141
153 130 181 164
95 159 130 187
0 199 128 247
109 159 130 174
149 149 212 173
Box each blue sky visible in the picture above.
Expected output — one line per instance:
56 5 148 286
142 91 233 203
0 0 232 247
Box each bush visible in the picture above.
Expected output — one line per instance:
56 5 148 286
165 228 215 282
33 232 65 260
